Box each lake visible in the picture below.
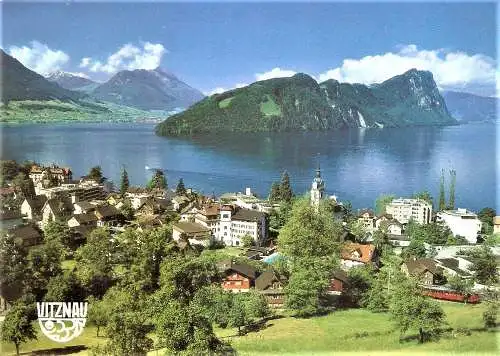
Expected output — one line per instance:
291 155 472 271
1 122 497 212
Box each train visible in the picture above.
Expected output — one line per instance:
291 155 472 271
420 285 480 304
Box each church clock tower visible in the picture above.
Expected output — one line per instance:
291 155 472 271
310 163 325 208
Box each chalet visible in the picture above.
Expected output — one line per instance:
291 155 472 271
29 164 72 187
172 221 212 247
0 211 23 230
21 195 48 220
387 234 411 247
173 195 191 211
94 205 123 227
136 197 171 216
401 258 443 285
219 260 257 293
41 198 74 226
375 214 394 230
8 225 42 247
328 269 349 295
358 209 376 232
341 243 377 269
126 187 152 209
255 270 286 308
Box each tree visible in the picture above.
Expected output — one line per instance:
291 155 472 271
342 265 373 307
438 169 446 211
88 166 104 183
229 293 249 335
478 207 496 234
119 199 134 221
279 170 294 203
241 234 254 248
412 191 434 207
373 225 392 256
269 201 292 231
106 312 153 355
401 239 427 260
45 272 86 302
447 275 474 304
459 245 498 284
75 228 116 297
43 220 73 254
175 177 186 195
25 241 63 299
268 182 281 202
0 231 28 304
447 169 456 210
390 279 446 343
147 169 167 190
120 167 129 196
244 290 271 320
278 198 343 260
1 302 37 356
87 296 109 337
375 194 395 215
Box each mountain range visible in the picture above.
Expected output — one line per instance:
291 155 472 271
1 50 204 114
155 69 457 136
442 91 497 123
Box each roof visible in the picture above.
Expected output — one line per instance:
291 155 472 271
341 243 376 264
45 198 73 218
331 269 349 283
404 258 438 276
8 225 42 241
127 186 149 194
358 209 375 217
255 270 283 290
221 261 257 280
232 208 266 222
95 205 121 219
0 210 22 221
387 234 410 241
173 221 211 233
436 258 471 277
201 204 220 216
70 225 95 238
74 201 95 211
24 195 48 211
71 213 98 224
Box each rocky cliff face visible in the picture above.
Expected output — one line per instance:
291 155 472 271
156 69 456 136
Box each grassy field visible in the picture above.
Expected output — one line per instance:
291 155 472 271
219 97 234 109
260 94 282 117
1 302 497 355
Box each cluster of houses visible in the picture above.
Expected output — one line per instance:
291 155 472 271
1 162 499 309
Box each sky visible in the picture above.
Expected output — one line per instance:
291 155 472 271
2 1 497 96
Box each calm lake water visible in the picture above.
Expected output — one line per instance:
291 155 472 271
1 122 498 211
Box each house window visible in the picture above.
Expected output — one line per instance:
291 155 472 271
235 241 240 246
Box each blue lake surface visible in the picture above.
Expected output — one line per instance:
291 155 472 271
1 122 497 211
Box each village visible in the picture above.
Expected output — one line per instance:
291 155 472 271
0 160 498 355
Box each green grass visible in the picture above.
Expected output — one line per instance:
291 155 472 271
62 259 76 272
259 94 282 117
3 302 497 355
218 302 499 355
218 97 234 109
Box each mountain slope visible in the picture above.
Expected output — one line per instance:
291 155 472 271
156 69 456 136
1 50 83 102
442 91 497 122
46 71 98 91
91 68 204 110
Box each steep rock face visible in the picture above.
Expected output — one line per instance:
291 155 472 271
156 69 456 136
1 50 83 102
46 71 98 91
91 68 204 111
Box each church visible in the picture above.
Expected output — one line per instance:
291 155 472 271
310 164 325 208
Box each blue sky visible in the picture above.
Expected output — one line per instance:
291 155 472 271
2 1 497 96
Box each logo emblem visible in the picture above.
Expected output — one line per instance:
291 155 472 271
37 302 88 343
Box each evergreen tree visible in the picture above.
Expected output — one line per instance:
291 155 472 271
120 167 129 196
268 181 281 202
448 169 456 210
147 169 167 190
175 178 186 195
279 171 294 203
438 169 446 211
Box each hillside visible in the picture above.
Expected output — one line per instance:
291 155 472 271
1 50 84 103
442 91 497 122
91 68 204 111
156 69 456 136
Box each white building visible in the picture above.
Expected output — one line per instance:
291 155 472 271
181 203 269 246
436 208 482 244
310 165 325 208
386 198 432 225
494 216 500 234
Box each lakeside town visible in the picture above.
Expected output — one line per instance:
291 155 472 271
0 160 498 355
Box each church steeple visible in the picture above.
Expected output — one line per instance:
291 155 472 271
310 157 325 208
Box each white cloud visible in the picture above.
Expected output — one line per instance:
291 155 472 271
317 45 496 95
255 67 296 81
8 41 69 75
66 71 91 79
204 83 249 96
80 42 166 74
